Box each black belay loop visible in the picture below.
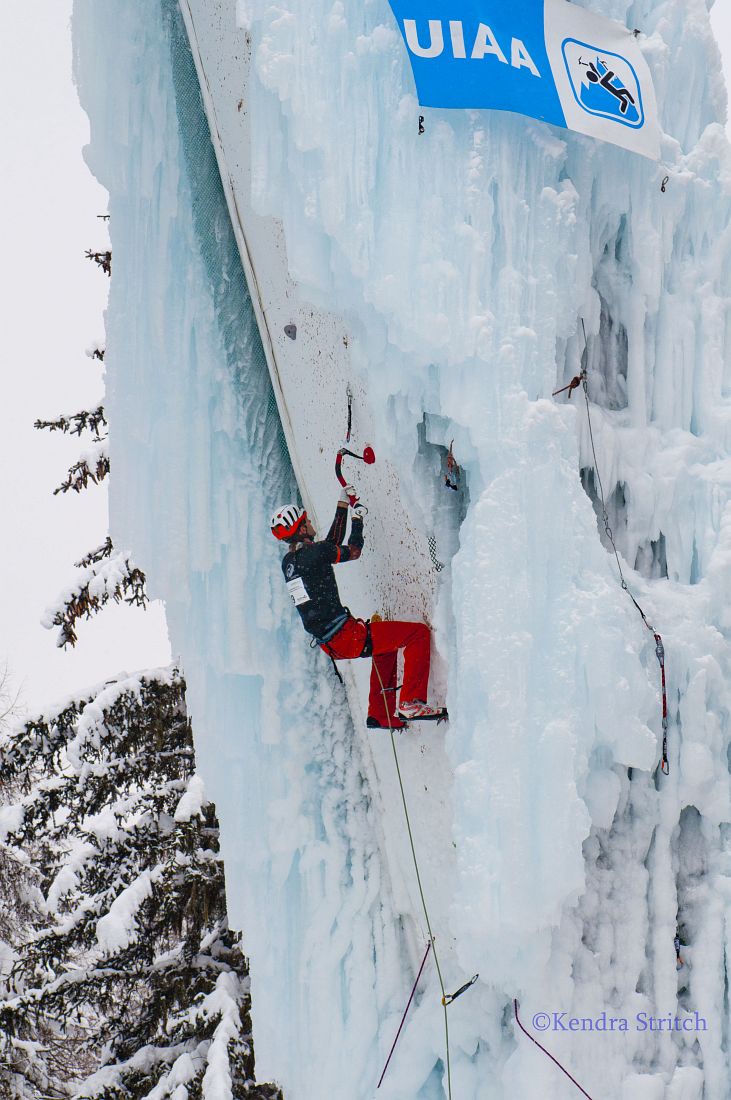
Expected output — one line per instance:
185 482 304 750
442 973 479 1006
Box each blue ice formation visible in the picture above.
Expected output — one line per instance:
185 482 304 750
73 0 731 1096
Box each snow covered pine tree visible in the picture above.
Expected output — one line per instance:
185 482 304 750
34 407 147 647
0 669 282 1099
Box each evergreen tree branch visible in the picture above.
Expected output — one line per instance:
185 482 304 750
44 552 148 648
34 407 107 441
0 672 282 1099
53 450 110 496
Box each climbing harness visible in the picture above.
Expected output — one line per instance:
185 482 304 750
554 324 670 776
377 941 432 1088
445 440 461 491
514 1000 595 1100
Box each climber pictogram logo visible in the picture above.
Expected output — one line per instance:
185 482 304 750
561 38 645 128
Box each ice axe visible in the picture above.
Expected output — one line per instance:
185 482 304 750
335 444 375 515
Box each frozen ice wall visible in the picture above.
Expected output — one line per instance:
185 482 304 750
72 2 409 1095
234 0 731 1093
73 0 731 1096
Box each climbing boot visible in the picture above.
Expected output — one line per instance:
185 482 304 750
366 715 408 731
396 700 448 723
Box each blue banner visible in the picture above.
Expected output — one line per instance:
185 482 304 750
388 0 565 124
385 0 660 158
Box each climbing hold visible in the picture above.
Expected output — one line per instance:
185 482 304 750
362 444 376 465
419 115 425 135
284 324 297 340
661 175 669 193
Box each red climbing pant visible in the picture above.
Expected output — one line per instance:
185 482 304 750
322 617 431 728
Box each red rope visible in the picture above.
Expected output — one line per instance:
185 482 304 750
377 942 432 1088
565 358 671 776
514 1000 595 1099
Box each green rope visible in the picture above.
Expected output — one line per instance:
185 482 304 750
372 658 453 1099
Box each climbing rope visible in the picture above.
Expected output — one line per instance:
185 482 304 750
377 941 432 1088
513 1000 595 1100
555 324 670 775
372 659 454 1099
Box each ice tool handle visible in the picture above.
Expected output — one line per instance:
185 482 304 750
335 445 375 515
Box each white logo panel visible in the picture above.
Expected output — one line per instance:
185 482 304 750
544 0 659 160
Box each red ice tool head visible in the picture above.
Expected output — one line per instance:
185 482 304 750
335 445 376 486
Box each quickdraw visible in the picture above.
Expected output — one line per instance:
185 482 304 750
442 973 479 1006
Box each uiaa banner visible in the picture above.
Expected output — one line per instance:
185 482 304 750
386 0 660 159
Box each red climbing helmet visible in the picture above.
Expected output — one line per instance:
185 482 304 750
271 504 306 541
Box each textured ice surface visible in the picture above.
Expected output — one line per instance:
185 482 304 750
73 3 404 1095
74 0 731 1096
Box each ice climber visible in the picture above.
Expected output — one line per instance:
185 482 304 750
271 489 447 728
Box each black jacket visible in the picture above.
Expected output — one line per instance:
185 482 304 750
281 505 363 642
